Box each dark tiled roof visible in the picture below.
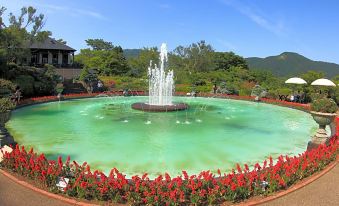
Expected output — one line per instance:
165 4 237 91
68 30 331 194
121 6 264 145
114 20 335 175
30 37 76 51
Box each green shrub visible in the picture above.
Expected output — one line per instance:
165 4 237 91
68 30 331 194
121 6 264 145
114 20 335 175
311 98 338 113
14 75 35 96
196 84 213 92
55 83 64 94
268 88 292 99
0 98 15 113
0 79 16 97
175 84 191 92
239 89 251 96
99 76 147 90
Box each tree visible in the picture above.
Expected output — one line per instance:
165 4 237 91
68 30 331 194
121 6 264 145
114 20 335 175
172 40 215 72
85 39 115 51
301 70 325 84
0 7 6 29
57 38 67 45
75 39 130 76
0 6 49 63
213 52 248 71
128 47 159 77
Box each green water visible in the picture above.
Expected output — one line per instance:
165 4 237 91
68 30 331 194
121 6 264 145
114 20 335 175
6 97 317 178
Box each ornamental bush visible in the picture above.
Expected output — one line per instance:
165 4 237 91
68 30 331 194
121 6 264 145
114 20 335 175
0 138 337 205
311 98 338 113
0 78 16 98
0 97 15 113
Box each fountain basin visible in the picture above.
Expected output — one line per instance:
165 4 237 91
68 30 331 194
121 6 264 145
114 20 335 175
6 97 318 178
132 102 188 112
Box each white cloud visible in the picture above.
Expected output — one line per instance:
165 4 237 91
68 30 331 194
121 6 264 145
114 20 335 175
73 8 106 20
0 0 106 20
216 39 237 51
220 0 287 36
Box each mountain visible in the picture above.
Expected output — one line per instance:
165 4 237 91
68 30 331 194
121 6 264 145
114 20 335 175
246 52 339 77
123 49 141 59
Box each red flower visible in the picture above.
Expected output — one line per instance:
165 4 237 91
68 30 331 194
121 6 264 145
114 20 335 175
58 156 63 168
80 181 88 188
165 173 171 181
65 156 70 166
279 178 286 187
231 182 237 191
182 171 188 180
236 163 242 173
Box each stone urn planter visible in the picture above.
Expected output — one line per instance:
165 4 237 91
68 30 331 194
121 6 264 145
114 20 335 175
308 111 337 150
0 110 11 126
0 110 11 146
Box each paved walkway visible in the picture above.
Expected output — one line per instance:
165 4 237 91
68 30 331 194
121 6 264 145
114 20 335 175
0 172 71 206
0 164 338 206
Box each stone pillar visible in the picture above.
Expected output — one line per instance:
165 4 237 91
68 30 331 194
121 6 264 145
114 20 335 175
58 52 62 65
27 54 31 64
38 53 42 64
72 52 74 65
68 53 72 64
48 51 52 64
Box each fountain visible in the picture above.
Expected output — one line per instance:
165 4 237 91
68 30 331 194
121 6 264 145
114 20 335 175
132 43 188 112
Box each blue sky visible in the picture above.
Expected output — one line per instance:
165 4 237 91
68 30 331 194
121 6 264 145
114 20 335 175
1 0 339 63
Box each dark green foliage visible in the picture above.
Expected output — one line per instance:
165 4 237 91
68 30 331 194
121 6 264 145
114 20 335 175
5 64 60 97
14 75 35 96
123 49 141 59
75 39 130 76
311 98 338 113
246 52 339 77
213 52 248 70
127 47 158 77
85 39 115 51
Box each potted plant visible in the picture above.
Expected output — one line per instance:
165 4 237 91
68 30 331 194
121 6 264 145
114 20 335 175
308 98 338 150
0 98 16 125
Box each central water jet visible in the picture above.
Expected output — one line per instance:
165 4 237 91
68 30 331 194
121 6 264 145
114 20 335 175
132 43 188 112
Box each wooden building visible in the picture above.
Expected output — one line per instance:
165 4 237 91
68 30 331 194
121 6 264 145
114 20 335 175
28 37 76 68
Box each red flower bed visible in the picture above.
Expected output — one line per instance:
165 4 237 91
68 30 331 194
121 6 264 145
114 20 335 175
1 138 338 205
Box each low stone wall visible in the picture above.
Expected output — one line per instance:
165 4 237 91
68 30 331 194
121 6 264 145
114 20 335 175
55 68 82 80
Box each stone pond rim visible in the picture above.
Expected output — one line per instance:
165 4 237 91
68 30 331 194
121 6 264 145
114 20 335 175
131 102 188 112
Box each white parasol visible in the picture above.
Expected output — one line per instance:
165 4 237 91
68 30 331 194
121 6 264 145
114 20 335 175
285 77 307 84
311 78 336 87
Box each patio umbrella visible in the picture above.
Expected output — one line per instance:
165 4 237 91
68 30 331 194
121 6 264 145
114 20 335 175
284 77 307 102
285 77 307 84
311 78 336 86
311 78 336 97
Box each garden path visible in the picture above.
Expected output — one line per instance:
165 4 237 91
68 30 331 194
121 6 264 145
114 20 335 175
0 172 71 206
